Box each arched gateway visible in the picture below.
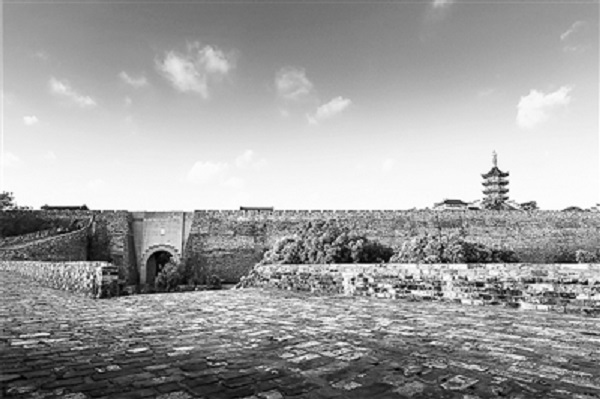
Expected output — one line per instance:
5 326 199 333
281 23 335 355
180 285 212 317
131 212 194 286
140 244 180 285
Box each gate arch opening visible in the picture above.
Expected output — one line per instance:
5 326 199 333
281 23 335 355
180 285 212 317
141 245 180 285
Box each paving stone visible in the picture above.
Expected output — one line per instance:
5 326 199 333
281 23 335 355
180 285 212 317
187 383 224 396
223 375 255 388
2 271 600 399
155 392 193 399
440 374 479 391
0 374 22 383
256 390 284 399
61 393 88 399
105 389 157 399
393 381 426 397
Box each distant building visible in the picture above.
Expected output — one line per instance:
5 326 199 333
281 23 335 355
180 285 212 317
481 151 510 209
41 205 89 211
239 206 274 212
433 199 469 210
467 199 483 210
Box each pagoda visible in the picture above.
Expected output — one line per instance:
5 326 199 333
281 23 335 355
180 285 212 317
481 151 509 208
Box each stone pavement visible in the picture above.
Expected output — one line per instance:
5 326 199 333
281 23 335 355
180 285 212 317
1 271 599 399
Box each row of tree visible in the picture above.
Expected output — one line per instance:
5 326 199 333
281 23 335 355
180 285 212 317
259 221 523 266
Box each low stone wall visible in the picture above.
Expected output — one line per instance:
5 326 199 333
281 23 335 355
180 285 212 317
0 261 119 298
239 263 600 315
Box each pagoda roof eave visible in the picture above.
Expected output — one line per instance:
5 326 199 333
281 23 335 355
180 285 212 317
482 180 509 186
482 172 509 178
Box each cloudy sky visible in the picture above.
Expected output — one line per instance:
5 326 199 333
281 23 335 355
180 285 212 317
3 0 598 210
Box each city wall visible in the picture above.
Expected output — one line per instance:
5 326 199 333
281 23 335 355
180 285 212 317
0 217 91 262
185 210 600 283
0 210 137 284
0 261 119 298
1 209 599 285
239 263 600 316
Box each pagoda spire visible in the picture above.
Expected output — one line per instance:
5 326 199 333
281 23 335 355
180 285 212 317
481 151 509 209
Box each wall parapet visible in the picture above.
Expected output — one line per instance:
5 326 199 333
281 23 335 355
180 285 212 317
0 261 119 298
239 263 600 316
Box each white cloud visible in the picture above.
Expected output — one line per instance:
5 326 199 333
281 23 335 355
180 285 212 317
235 150 254 168
124 97 132 106
187 161 229 184
2 152 22 168
187 150 266 189
275 67 314 101
382 158 396 172
560 21 589 52
156 42 235 98
432 0 453 8
119 71 148 88
517 86 572 129
308 96 352 125
235 149 267 170
33 51 49 61
23 116 39 126
278 108 290 118
561 21 586 41
424 0 454 27
49 77 97 108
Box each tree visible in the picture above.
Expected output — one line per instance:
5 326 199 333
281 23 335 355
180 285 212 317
0 192 30 211
390 233 519 264
575 250 598 263
155 260 184 292
259 220 394 265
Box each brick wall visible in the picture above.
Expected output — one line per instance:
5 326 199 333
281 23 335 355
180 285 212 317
0 210 138 285
92 211 137 284
185 210 600 283
239 263 600 315
0 218 91 261
0 261 119 298
0 228 57 248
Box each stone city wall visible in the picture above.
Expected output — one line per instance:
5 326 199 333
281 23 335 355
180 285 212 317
92 211 137 284
0 218 91 262
240 263 600 315
185 210 600 283
0 228 58 248
0 261 119 298
0 210 137 284
2 209 598 285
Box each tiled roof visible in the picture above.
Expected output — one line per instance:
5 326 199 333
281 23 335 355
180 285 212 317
482 166 509 178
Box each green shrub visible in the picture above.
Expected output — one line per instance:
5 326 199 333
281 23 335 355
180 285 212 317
390 233 519 263
208 275 222 289
551 248 577 263
155 260 185 292
575 250 598 263
259 220 393 265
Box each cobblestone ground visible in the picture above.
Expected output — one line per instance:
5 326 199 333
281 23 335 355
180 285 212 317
1 271 600 399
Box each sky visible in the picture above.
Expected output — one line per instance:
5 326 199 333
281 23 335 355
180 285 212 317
2 0 599 211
